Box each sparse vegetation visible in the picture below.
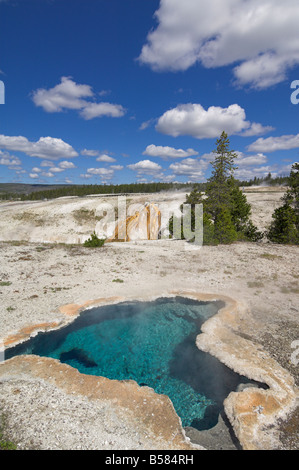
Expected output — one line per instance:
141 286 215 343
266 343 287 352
0 413 17 450
13 211 46 226
260 253 283 260
247 280 265 289
83 232 106 247
72 208 102 224
280 283 299 294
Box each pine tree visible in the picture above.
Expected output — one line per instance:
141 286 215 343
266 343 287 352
169 131 262 245
267 203 298 244
205 131 238 219
213 205 238 244
267 162 299 244
229 180 251 232
203 132 261 243
283 162 299 217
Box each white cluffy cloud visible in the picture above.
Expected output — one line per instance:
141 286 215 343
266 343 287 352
29 160 77 180
0 134 78 160
143 144 198 159
49 161 77 173
83 164 123 182
0 151 22 167
96 154 116 163
81 149 116 162
127 159 163 177
32 77 126 120
235 152 268 167
248 133 299 152
169 158 208 182
87 168 114 178
139 0 299 88
81 149 100 157
80 102 125 120
156 103 272 139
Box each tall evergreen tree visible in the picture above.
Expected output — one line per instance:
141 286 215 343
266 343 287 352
175 131 262 245
267 162 299 244
204 131 238 219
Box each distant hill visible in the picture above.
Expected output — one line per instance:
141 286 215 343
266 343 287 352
0 183 72 195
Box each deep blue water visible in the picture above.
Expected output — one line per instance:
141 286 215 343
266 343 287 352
5 296 256 430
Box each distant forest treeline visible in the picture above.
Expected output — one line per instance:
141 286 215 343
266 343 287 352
0 173 289 201
238 172 289 187
0 181 195 200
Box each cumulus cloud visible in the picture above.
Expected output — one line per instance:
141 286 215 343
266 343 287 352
0 151 22 167
58 160 76 169
81 149 100 157
96 154 116 163
156 103 271 139
0 134 78 160
80 102 125 120
167 151 272 182
139 118 157 131
48 166 64 173
80 173 92 179
235 152 268 166
81 150 117 162
241 122 274 137
139 0 299 88
32 76 93 112
127 159 163 177
143 144 198 159
233 152 271 179
234 164 282 181
248 133 299 152
169 157 209 181
29 162 76 180
110 165 124 170
41 171 54 178
46 161 76 173
32 77 126 119
86 167 115 181
40 160 54 167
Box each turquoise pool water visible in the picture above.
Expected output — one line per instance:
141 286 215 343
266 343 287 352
5 296 254 430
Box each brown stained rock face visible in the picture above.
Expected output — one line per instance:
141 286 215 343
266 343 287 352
107 203 161 242
4 322 61 348
58 297 125 317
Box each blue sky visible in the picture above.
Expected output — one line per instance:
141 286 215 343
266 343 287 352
0 0 299 186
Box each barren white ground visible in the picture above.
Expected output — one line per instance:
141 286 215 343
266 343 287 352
0 187 298 450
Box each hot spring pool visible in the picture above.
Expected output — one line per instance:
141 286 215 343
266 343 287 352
5 296 257 430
